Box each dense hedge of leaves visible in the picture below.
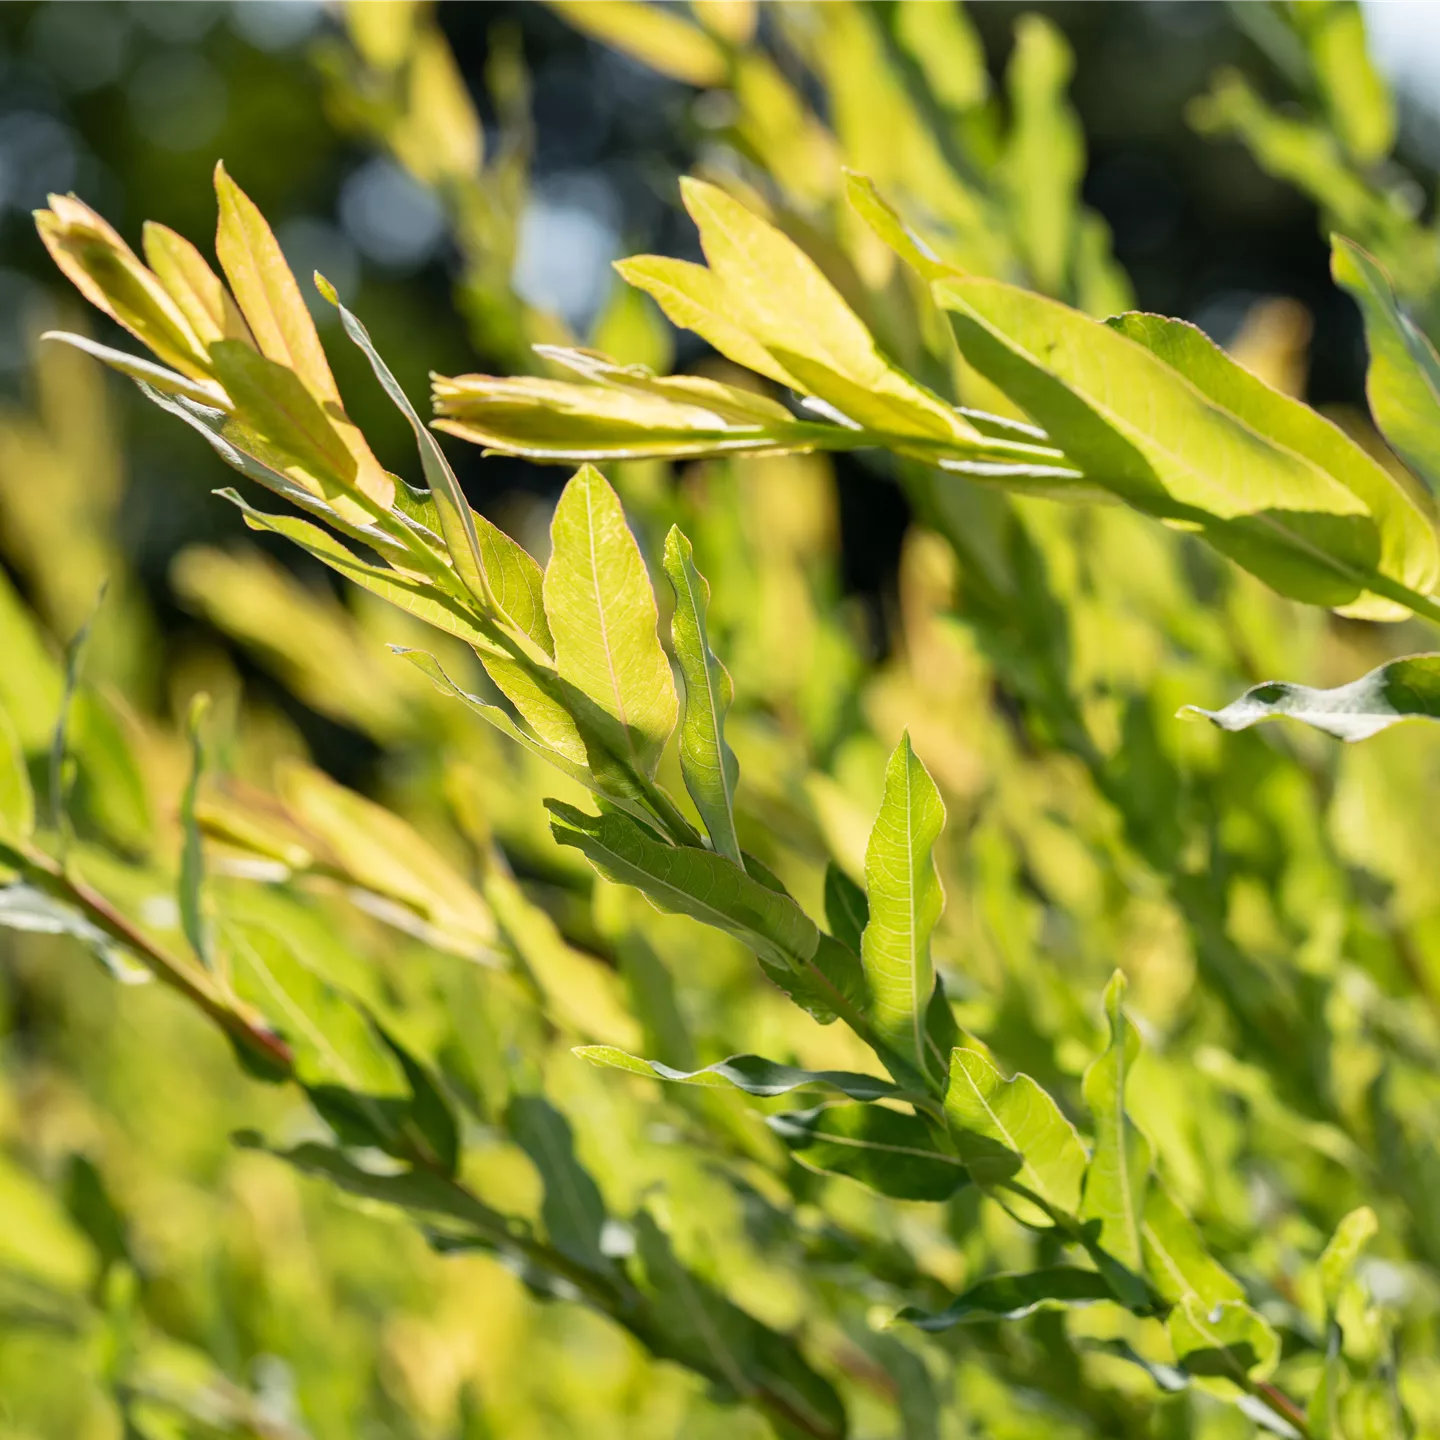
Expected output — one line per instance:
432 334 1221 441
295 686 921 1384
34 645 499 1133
4 4 1440 1438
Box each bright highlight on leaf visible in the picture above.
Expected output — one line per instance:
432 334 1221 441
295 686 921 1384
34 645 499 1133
1181 652 1440 742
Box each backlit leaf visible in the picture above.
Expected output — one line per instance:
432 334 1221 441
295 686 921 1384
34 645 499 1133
0 705 34 842
1109 309 1439 619
860 733 946 1082
141 220 254 348
1167 1296 1280 1393
1142 1179 1245 1309
178 693 212 971
1331 234 1440 496
944 1047 1087 1229
1080 972 1152 1308
546 1 727 88
663 525 741 864
544 465 677 776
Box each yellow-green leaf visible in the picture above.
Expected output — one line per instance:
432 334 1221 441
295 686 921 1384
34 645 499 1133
860 732 946 1081
543 465 676 777
546 0 726 87
944 1047 1087 1229
1080 972 1152 1304
663 525 741 865
142 220 254 348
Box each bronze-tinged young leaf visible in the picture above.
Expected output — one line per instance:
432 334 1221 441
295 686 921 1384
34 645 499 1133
936 275 1433 615
546 801 818 972
678 177 980 444
900 1267 1113 1331
575 1046 905 1101
1080 972 1152 1308
1332 234 1440 497
212 162 392 511
142 221 254 348
768 1104 967 1201
1181 652 1440 742
663 526 741 865
34 194 212 380
1109 309 1439 620
944 1047 1087 1229
860 733 946 1082
543 465 676 777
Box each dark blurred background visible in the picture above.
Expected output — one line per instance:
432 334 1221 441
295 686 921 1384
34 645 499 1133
1 0 1437 715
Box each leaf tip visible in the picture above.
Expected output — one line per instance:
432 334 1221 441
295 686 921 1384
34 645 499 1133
314 271 340 306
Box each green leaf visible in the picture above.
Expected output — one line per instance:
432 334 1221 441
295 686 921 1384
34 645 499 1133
663 526 741 865
936 275 1431 615
544 466 677 777
1318 1205 1378 1312
41 330 227 408
768 1104 967 1201
899 1267 1113 1331
226 920 405 1100
1001 15 1083 297
378 1025 460 1178
1167 1296 1280 1393
546 801 818 971
631 1212 847 1440
823 861 868 956
0 704 34 842
1109 309 1440 619
178 693 211 970
1297 2 1395 166
574 1046 905 1101
1181 652 1440 742
217 489 493 651
62 1154 131 1279
860 733 946 1082
1142 1179 1245 1309
507 1095 615 1278
1331 234 1440 497
1080 972 1152 1306
944 1047 1087 1229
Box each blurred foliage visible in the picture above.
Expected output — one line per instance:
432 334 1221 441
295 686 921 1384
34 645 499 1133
5 3 1440 1440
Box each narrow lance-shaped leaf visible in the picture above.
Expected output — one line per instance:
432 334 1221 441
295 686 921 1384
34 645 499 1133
316 275 551 655
1080 971 1152 1308
767 1104 967 1202
899 1267 1113 1332
179 693 212 972
663 526 741 864
944 1047 1087 1229
1109 308 1440 619
507 1094 615 1279
935 274 1435 616
543 466 677 777
1142 1179 1245 1309
861 733 946 1082
212 162 392 511
823 861 869 956
0 704 34 843
574 1046 906 1101
1181 652 1440 742
546 801 818 972
1332 234 1440 496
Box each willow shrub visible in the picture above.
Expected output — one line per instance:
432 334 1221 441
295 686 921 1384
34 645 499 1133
4 3 1440 1438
